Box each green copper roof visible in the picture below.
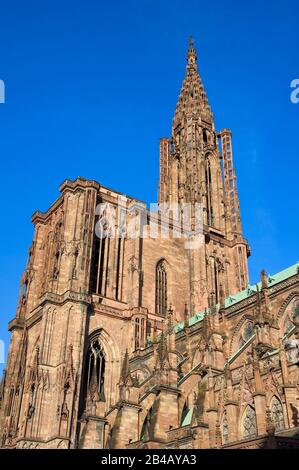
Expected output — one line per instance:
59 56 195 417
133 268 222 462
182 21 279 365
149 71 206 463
223 262 299 308
224 262 299 308
174 312 205 333
181 407 194 427
175 262 299 334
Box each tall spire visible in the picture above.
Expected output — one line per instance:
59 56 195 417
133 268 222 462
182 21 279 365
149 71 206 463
173 37 213 128
158 38 250 311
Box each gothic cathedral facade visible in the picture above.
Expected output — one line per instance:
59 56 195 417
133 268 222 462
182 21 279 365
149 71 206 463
0 39 298 449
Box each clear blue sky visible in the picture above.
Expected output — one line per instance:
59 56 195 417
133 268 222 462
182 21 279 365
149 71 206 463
0 0 298 373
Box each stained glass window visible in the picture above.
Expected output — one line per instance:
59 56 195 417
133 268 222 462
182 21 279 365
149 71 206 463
271 397 284 432
243 406 257 438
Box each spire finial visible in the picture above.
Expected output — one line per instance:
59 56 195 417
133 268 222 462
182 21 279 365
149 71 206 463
187 35 197 65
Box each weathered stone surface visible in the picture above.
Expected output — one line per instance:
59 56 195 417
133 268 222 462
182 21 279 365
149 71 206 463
0 39 298 450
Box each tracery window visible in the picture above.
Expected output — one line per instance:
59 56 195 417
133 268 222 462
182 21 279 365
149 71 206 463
84 338 106 403
242 406 257 438
156 260 167 316
271 397 284 432
239 321 254 348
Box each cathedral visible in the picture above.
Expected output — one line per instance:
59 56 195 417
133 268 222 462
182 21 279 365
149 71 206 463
0 38 298 450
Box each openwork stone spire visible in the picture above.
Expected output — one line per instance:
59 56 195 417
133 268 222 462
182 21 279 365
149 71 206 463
159 37 218 209
173 37 213 128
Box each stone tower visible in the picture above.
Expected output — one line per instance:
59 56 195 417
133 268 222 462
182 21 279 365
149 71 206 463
5 39 298 452
159 37 249 311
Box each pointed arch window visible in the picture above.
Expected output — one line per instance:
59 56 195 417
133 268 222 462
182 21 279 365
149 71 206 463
209 257 219 305
213 258 219 305
271 397 284 431
84 338 106 405
242 406 257 438
156 260 167 316
205 155 214 226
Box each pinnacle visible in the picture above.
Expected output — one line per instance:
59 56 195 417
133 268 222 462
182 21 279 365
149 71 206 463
187 35 197 65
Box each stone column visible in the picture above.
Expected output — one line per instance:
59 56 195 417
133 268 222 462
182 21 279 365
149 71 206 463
110 402 141 448
253 392 267 435
78 416 107 449
152 386 180 443
225 401 238 442
206 407 218 447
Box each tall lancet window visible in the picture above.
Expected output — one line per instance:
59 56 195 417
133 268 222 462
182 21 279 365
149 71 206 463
84 338 106 404
271 397 284 431
205 155 214 226
213 258 219 305
242 406 257 438
156 260 167 316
